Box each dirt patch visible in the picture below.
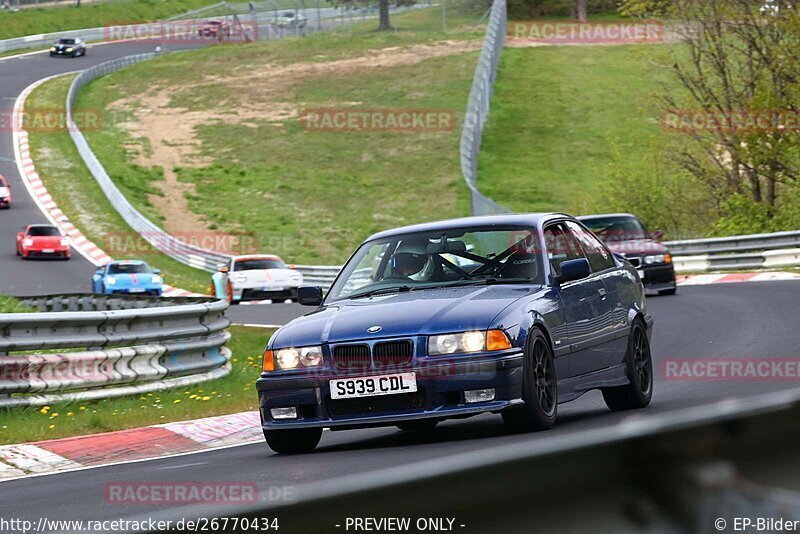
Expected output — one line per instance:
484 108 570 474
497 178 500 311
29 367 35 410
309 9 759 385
110 40 481 236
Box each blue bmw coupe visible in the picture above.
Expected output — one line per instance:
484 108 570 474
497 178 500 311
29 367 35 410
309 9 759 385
257 213 654 453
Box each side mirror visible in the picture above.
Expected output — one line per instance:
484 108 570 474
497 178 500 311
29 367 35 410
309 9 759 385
650 230 665 242
297 286 323 306
555 258 591 284
218 266 229 273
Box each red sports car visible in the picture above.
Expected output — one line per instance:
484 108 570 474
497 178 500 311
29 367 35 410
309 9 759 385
16 224 71 260
0 175 10 208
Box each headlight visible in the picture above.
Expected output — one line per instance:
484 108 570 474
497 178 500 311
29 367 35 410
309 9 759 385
234 274 247 284
643 254 671 265
50 47 56 52
60 238 70 247
105 276 117 285
428 329 511 356
66 48 73 52
151 275 162 284
269 345 324 371
22 238 33 247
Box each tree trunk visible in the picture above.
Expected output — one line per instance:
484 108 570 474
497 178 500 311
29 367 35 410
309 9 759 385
576 0 587 22
378 0 391 31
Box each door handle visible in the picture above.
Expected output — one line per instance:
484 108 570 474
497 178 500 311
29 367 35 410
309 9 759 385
598 288 607 299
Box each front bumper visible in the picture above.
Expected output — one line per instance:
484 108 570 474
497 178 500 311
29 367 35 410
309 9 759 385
257 352 524 430
23 248 70 258
105 287 162 296
234 286 299 301
0 198 9 208
640 263 676 291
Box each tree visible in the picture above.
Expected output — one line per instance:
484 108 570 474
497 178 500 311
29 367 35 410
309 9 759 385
576 0 587 22
662 0 800 214
330 0 416 31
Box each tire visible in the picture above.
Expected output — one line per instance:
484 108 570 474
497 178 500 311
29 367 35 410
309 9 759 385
264 428 322 454
658 287 676 295
602 320 653 411
396 419 438 432
501 327 557 432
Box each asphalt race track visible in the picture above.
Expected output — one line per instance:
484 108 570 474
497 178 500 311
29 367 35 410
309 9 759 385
3 281 800 523
1 35 800 529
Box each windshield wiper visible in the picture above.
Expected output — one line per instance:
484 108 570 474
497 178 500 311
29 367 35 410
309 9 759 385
439 277 535 288
349 286 412 299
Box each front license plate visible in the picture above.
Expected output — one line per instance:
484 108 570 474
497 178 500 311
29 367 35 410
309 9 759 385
330 373 417 400
128 288 145 293
637 269 645 279
42 249 54 253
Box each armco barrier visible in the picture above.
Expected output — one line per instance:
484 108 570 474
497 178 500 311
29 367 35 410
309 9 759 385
666 230 800 272
0 295 232 407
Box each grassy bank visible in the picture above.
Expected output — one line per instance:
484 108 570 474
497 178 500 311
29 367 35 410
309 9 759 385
0 0 222 41
75 8 481 265
26 75 211 292
478 44 680 215
0 326 271 445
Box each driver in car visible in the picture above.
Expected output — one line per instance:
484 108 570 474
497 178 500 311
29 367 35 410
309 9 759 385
389 239 429 279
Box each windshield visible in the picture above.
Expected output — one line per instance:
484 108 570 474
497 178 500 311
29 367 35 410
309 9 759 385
233 258 287 271
57 39 75 45
108 263 152 274
326 226 543 302
580 216 649 243
27 226 60 237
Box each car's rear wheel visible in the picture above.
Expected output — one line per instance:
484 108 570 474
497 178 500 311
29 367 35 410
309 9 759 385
602 320 653 411
263 428 322 454
396 419 438 432
502 327 557 432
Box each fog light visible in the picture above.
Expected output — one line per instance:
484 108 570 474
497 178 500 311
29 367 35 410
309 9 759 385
464 388 495 403
270 407 298 420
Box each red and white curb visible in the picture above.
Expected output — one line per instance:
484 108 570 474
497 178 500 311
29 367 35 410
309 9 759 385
0 410 262 481
676 271 800 286
12 74 198 298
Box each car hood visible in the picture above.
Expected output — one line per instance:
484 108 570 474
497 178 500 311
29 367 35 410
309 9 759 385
271 285 536 348
108 273 161 286
604 239 667 256
0 187 9 197
28 236 64 246
232 268 302 287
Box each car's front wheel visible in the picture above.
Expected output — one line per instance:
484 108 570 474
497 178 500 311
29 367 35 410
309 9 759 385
602 320 653 411
502 327 557 432
264 428 322 454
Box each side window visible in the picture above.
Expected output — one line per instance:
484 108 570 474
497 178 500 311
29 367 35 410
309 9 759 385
565 221 615 272
543 222 586 276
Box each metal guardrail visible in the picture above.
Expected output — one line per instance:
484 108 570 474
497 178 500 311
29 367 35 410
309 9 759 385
666 230 800 272
0 295 232 407
459 0 510 216
141 386 800 532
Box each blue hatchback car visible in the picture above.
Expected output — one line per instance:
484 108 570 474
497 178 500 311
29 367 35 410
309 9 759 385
257 214 654 453
92 260 163 296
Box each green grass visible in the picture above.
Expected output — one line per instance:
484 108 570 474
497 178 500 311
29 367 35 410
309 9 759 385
477 44 681 216
76 8 482 264
0 326 271 445
0 0 225 41
0 295 33 313
26 75 212 293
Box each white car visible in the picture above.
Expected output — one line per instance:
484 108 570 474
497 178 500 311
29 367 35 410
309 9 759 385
212 255 303 304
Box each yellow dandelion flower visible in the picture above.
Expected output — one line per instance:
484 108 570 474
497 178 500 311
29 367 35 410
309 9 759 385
49 424 55 430
202 396 211 401
67 412 74 417
173 399 181 404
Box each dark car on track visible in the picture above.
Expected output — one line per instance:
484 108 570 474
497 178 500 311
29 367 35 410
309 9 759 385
50 38 86 57
257 213 654 453
578 213 677 295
